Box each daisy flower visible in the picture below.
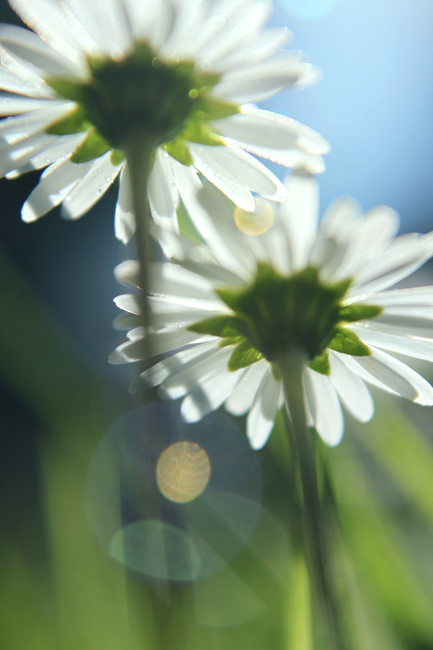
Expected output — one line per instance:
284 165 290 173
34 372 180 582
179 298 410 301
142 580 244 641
109 172 433 449
0 0 328 243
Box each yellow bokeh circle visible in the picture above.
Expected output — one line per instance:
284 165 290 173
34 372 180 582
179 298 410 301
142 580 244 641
156 442 211 503
234 199 274 236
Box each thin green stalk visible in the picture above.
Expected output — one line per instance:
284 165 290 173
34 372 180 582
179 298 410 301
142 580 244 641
123 133 157 362
278 350 346 650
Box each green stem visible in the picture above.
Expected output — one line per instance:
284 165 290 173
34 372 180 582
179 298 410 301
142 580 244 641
278 350 346 650
123 132 157 361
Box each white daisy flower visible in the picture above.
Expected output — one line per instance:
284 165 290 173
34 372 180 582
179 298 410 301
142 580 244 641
109 172 433 449
0 0 329 243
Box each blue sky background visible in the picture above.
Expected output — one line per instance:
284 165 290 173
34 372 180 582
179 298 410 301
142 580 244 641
265 0 433 234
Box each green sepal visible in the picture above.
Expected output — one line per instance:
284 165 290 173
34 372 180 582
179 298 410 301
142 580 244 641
215 286 246 314
271 364 281 381
187 315 245 338
339 303 383 322
111 149 125 166
45 77 85 103
71 129 111 163
309 350 331 375
194 99 239 122
328 327 372 357
46 106 91 135
181 120 223 146
228 341 263 372
163 140 193 166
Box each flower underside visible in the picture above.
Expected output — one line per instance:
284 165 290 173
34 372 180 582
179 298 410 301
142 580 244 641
188 264 383 375
45 42 238 165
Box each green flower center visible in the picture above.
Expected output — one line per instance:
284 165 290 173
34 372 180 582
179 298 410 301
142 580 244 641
188 264 383 376
45 42 238 165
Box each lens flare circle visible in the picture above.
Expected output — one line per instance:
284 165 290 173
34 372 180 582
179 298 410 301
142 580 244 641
85 402 262 583
234 199 274 236
156 441 211 503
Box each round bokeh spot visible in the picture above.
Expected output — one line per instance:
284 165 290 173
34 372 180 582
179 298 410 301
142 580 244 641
85 402 262 583
156 441 211 503
234 199 274 236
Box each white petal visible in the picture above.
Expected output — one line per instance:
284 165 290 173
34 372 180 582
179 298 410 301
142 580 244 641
121 0 162 40
160 346 231 399
148 153 178 229
21 156 92 222
130 340 219 391
181 365 245 422
0 130 58 175
24 131 86 172
0 53 53 98
364 286 433 308
216 27 291 72
9 0 86 68
329 352 374 422
213 107 329 171
320 196 362 239
190 143 286 203
197 0 272 67
350 235 433 295
280 170 319 271
170 160 255 279
114 259 140 287
306 369 344 447
0 24 82 77
160 0 207 55
0 103 73 142
355 347 433 405
213 53 320 103
351 326 433 362
148 261 216 300
114 165 135 244
113 293 140 315
60 153 121 220
247 366 281 449
64 0 128 57
189 144 254 212
183 0 252 58
225 359 268 416
332 206 400 279
0 93 64 115
109 328 212 364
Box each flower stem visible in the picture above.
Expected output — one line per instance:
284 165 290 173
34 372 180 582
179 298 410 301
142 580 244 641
123 133 157 360
278 350 346 650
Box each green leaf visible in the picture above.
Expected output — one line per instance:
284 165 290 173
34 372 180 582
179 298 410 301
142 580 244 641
228 341 263 372
187 315 244 338
328 327 371 357
339 303 383 322
46 106 90 135
181 120 224 146
71 129 111 163
309 350 330 375
163 140 193 166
